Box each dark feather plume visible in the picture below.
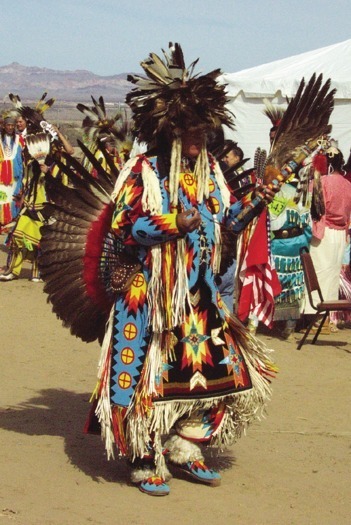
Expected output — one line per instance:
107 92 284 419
265 74 335 183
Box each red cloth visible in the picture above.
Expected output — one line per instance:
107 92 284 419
237 209 281 327
0 160 14 185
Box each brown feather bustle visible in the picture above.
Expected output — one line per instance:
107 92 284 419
39 148 128 344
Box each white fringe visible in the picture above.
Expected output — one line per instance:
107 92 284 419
172 238 194 327
153 429 171 481
148 239 194 333
213 158 231 212
213 217 222 274
194 146 210 203
148 245 165 332
111 155 163 215
142 333 163 396
140 159 163 214
124 333 274 472
169 138 182 206
111 156 139 201
95 305 115 460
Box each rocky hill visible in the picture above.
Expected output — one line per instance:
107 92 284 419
0 62 132 103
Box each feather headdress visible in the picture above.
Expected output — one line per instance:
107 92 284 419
9 92 55 134
126 42 234 143
77 96 133 149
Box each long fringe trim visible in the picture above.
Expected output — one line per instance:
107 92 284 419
212 157 231 213
122 323 275 475
194 146 210 203
148 245 165 332
169 138 182 206
172 238 194 327
148 238 193 333
140 159 163 214
92 305 116 460
96 327 276 475
213 217 222 274
111 156 163 215
111 156 139 201
147 240 193 333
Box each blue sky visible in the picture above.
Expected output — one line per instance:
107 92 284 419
1 0 351 76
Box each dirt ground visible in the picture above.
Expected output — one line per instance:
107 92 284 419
0 238 350 525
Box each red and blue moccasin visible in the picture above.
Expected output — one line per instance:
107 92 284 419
139 476 170 496
179 460 221 486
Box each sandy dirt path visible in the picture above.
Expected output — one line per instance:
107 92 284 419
0 239 350 525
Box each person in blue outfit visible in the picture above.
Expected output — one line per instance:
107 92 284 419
84 43 277 496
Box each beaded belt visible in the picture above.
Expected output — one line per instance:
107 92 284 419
273 226 303 239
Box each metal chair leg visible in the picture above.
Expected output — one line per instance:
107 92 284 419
297 314 319 350
311 312 328 344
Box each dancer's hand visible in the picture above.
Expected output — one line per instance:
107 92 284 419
253 184 279 204
176 208 201 233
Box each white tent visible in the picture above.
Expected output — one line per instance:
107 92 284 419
220 39 351 163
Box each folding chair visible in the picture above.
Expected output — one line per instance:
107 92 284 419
297 247 351 350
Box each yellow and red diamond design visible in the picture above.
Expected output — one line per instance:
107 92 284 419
220 331 248 387
149 215 179 236
124 273 147 315
181 314 213 372
180 172 197 204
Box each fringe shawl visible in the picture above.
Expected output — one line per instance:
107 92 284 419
123 313 276 474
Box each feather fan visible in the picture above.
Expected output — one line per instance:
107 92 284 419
264 74 335 184
25 132 51 164
39 147 128 344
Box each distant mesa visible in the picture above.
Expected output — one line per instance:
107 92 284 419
0 62 133 102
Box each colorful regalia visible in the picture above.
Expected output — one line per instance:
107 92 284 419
0 128 24 229
237 84 335 336
8 158 49 278
92 151 275 466
269 182 312 321
77 96 133 175
0 94 72 282
39 45 336 495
